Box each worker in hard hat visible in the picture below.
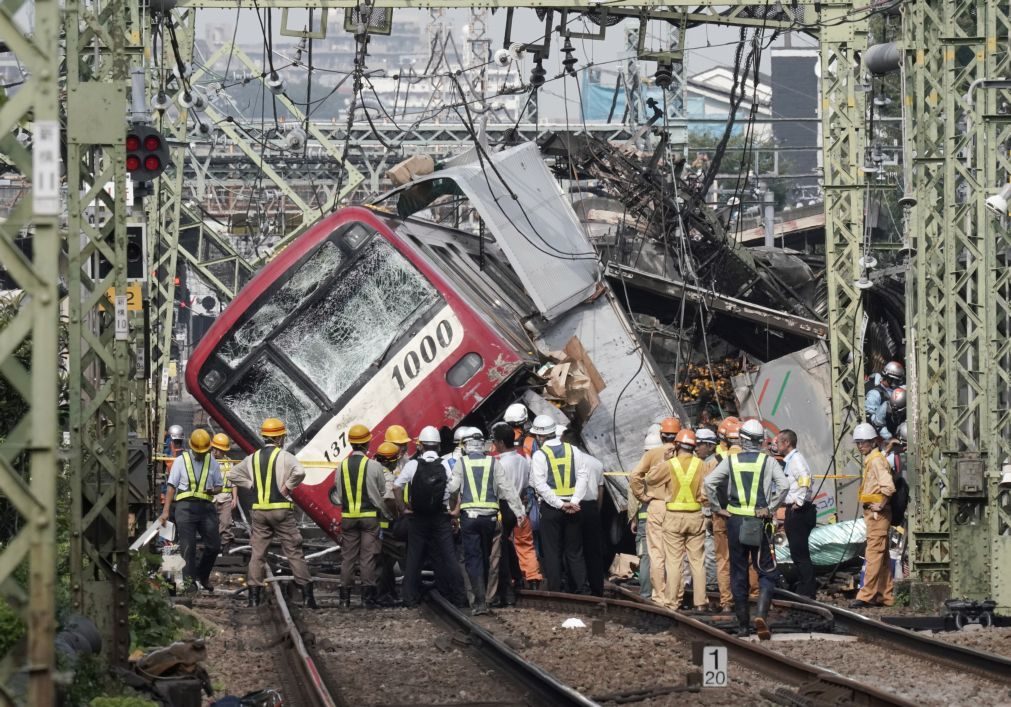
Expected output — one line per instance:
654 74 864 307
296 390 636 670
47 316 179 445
865 361 905 422
375 441 406 606
872 386 906 441
394 425 467 608
662 428 709 611
715 417 741 459
695 427 728 609
210 433 237 550
704 418 788 638
159 429 223 593
884 421 907 477
384 424 412 471
491 423 542 591
629 417 680 603
332 424 389 609
226 418 317 609
628 427 663 599
529 414 590 592
850 422 896 608
445 427 472 469
162 425 187 511
504 403 536 457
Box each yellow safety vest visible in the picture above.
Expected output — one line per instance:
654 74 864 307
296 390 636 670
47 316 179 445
726 453 767 516
176 452 214 502
541 444 575 498
341 455 377 519
252 447 293 510
666 456 702 511
221 460 232 492
637 507 648 521
460 456 499 511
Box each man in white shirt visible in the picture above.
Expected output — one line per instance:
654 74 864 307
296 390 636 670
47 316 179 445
529 415 590 592
492 424 542 591
394 425 467 608
776 429 817 598
562 426 606 596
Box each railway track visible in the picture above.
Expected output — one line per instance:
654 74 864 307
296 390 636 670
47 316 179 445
516 589 912 706
776 588 1011 684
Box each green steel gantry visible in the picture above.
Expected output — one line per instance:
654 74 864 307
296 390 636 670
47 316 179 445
14 0 1011 697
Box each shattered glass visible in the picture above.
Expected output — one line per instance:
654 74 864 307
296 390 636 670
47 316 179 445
219 241 344 366
275 238 440 403
221 357 321 440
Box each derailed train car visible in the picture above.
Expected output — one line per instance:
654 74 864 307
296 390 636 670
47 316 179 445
186 142 678 541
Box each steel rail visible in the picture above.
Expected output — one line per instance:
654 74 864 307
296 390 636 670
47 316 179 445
518 590 915 707
775 589 1011 684
424 590 597 707
264 568 339 707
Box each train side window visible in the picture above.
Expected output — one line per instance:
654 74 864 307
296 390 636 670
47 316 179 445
446 352 483 387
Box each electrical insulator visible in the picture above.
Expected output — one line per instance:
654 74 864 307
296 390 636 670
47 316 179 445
655 61 673 91
530 56 546 88
561 37 577 77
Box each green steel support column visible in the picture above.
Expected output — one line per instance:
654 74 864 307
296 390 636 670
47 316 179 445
820 7 868 483
66 0 134 663
0 0 61 700
986 0 1011 608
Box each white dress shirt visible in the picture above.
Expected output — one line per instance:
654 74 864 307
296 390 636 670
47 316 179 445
496 449 531 497
783 448 813 507
530 437 590 508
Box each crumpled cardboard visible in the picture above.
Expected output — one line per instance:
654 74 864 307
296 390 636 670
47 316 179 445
543 336 605 419
608 552 639 579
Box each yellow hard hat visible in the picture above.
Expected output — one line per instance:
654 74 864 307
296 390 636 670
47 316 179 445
189 429 212 453
384 424 410 445
348 423 372 445
376 441 400 459
211 433 231 452
260 418 287 438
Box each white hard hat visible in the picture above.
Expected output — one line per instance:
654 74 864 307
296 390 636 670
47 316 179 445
555 424 568 439
466 427 484 441
530 414 556 436
643 431 662 450
418 426 441 445
740 418 765 441
504 403 528 425
695 427 717 444
168 424 184 440
896 421 908 442
853 422 879 442
453 427 469 443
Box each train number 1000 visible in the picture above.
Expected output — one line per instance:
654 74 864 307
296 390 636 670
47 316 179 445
390 319 454 391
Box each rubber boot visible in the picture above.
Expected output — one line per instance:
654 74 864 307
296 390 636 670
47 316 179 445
302 582 319 610
364 586 379 609
471 580 489 616
248 586 262 607
340 587 352 609
734 604 750 637
754 586 773 641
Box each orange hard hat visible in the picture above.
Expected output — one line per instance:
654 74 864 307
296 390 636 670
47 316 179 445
211 433 231 452
717 416 740 438
376 441 400 459
260 418 287 438
674 429 697 448
189 429 212 453
348 423 372 445
659 417 682 435
724 419 742 439
384 424 410 445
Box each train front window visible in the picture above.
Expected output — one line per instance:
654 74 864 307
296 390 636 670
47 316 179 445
220 356 322 438
274 237 441 403
219 241 344 366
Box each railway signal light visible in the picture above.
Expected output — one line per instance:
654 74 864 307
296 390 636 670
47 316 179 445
125 124 169 181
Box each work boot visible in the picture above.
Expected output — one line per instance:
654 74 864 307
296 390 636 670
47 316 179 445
526 579 541 591
340 587 352 609
363 586 378 609
302 582 319 610
248 586 262 607
754 586 773 641
472 600 490 616
734 605 750 637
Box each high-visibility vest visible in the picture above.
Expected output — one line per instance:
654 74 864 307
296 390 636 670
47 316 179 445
340 454 378 519
221 460 232 492
252 447 294 511
637 507 648 521
541 443 575 498
176 452 214 502
460 455 499 511
726 452 768 516
666 456 702 511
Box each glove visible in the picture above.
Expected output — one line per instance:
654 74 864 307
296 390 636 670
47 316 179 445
755 507 771 519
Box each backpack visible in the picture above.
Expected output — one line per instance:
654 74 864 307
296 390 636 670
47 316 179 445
890 476 910 527
410 458 448 515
